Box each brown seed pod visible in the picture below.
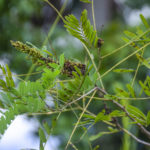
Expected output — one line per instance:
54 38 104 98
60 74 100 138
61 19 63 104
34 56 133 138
97 38 104 48
11 40 86 77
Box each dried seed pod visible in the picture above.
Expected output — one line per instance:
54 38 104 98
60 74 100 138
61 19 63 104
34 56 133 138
63 60 86 77
97 38 104 48
11 40 86 77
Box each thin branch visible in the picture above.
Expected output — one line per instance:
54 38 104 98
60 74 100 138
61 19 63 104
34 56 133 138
77 104 116 127
107 96 150 101
28 107 80 116
77 99 150 147
44 0 65 22
112 100 150 140
65 90 97 149
101 29 150 59
82 43 105 89
70 142 78 150
97 88 150 140
43 0 68 46
97 42 150 80
91 0 96 32
49 89 150 101
131 49 144 87
62 87 98 110
80 123 95 141
121 127 150 146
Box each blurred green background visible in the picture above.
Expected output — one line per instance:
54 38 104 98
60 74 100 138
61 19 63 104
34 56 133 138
0 0 150 150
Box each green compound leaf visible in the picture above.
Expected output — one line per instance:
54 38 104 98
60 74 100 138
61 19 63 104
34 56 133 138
64 9 99 48
140 14 150 29
0 65 15 89
127 104 147 125
0 79 7 90
0 105 19 135
6 64 15 87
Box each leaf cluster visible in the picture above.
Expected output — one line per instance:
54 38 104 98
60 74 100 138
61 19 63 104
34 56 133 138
64 9 99 48
1 3 150 150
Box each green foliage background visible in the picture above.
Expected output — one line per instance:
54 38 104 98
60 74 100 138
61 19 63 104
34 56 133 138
1 0 150 150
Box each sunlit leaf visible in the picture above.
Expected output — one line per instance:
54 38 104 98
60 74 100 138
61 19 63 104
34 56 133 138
93 145 100 150
104 94 118 100
122 37 130 43
136 53 150 69
80 0 91 3
140 14 150 29
124 30 137 38
113 68 135 73
115 87 129 98
95 110 111 123
43 50 53 57
89 129 118 141
59 53 65 67
139 80 150 96
89 132 107 141
126 84 136 98
83 114 95 119
127 104 146 125
109 110 125 117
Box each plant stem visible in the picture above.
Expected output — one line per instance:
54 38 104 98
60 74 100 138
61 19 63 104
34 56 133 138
44 0 65 22
82 43 105 89
98 42 150 80
112 100 150 140
91 0 96 32
43 0 68 46
122 128 150 146
101 29 150 59
65 90 97 150
24 0 68 81
131 49 144 87
24 64 35 81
